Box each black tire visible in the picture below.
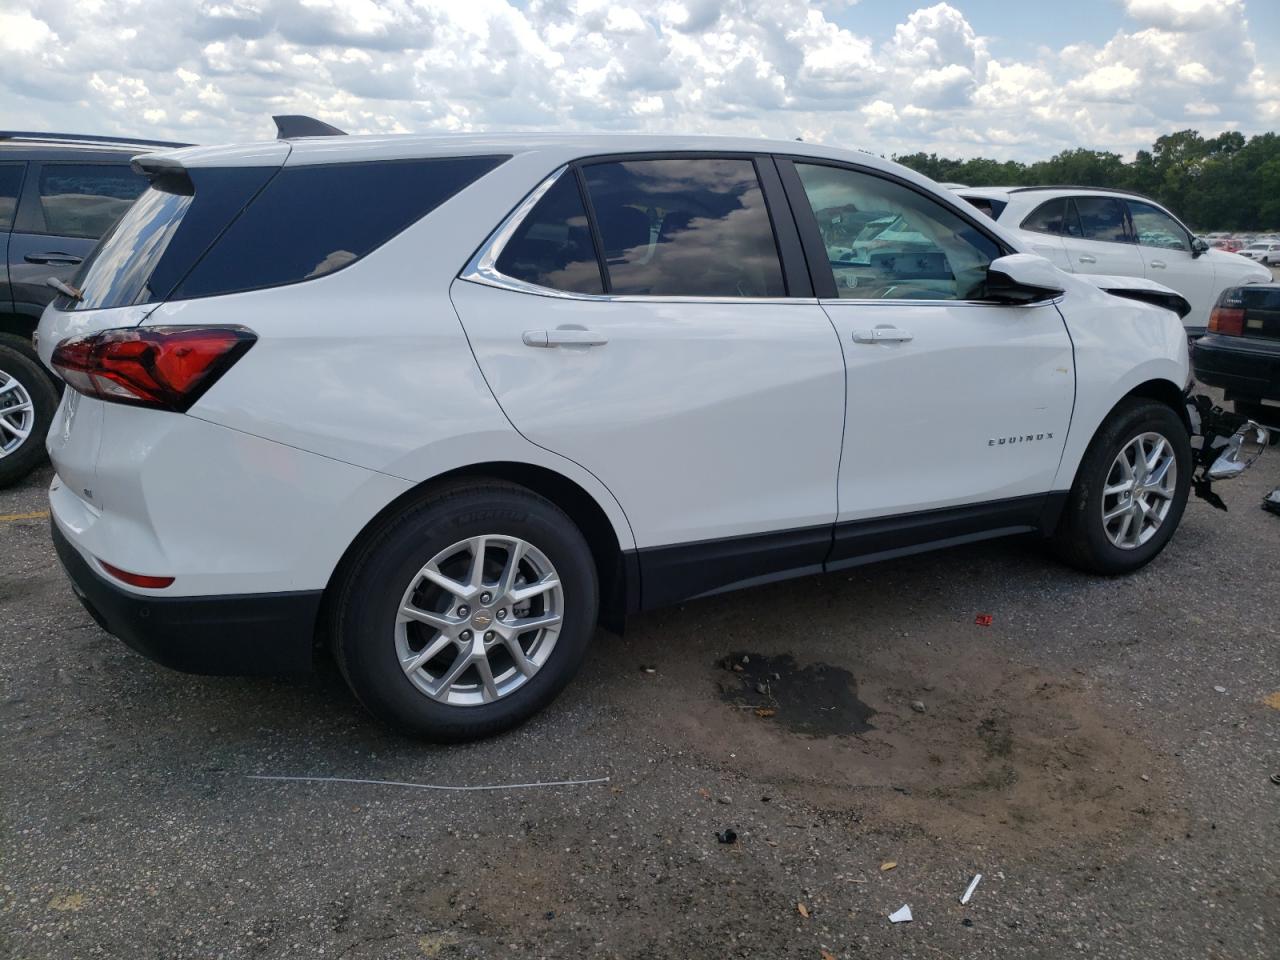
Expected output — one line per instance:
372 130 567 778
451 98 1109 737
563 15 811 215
329 480 599 741
0 335 59 488
1052 399 1191 575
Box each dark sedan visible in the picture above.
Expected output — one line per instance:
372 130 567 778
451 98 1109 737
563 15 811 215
1194 284 1280 426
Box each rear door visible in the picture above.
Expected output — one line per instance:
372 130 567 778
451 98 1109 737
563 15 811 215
1012 196 1072 270
8 161 146 316
451 154 846 606
1125 198 1215 324
0 162 27 316
1060 195 1145 278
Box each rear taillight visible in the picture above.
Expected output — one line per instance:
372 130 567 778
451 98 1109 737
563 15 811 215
1208 306 1245 337
51 326 256 411
97 559 174 590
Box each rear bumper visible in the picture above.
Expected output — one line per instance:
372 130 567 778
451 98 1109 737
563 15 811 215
1192 335 1280 402
52 520 322 676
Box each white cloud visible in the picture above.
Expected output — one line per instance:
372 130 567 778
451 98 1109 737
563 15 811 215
0 0 1275 161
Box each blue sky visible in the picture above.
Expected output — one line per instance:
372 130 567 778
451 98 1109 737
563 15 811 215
1 0 1277 159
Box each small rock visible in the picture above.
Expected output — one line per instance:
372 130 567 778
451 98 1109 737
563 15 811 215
1213 685 1227 693
962 918 974 927
1140 774 1150 782
741 655 750 664
910 700 926 714
754 682 767 695
716 828 737 844
717 796 732 805
732 664 745 673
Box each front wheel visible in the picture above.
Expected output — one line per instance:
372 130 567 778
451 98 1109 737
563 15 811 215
0 337 59 488
329 481 599 741
1052 399 1191 575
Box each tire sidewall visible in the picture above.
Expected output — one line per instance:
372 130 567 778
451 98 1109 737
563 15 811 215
0 340 59 487
1074 402 1191 572
336 489 598 740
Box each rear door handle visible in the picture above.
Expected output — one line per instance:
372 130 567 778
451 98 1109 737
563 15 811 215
25 252 83 266
852 326 913 344
1149 259 1167 269
1077 255 1097 264
522 328 609 348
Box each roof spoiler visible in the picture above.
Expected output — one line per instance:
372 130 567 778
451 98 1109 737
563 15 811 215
273 115 348 139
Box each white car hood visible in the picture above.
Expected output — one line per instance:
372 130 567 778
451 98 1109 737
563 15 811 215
1078 273 1192 318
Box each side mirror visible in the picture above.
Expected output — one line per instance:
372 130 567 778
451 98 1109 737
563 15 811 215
986 254 1066 304
1191 236 1209 258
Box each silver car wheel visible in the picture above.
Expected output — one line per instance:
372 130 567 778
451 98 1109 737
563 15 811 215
1101 431 1177 550
394 535 564 706
0 371 35 459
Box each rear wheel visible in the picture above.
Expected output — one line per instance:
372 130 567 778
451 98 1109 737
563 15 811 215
0 336 58 488
1052 399 1191 575
329 481 598 741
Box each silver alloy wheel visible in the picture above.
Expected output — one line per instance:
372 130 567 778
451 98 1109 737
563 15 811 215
1101 431 1178 550
0 371 35 459
394 535 564 706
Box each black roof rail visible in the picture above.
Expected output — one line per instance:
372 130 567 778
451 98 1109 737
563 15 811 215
1006 184 1161 203
0 130 190 149
273 115 348 139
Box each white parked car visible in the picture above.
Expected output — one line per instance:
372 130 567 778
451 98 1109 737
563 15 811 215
36 127 1261 740
1240 241 1280 266
955 187 1271 335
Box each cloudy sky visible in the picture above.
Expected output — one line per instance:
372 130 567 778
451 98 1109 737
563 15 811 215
1 0 1277 159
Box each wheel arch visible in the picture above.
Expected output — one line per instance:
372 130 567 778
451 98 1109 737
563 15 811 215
320 461 636 647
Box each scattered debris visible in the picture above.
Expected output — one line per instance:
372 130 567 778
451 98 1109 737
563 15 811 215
716 652 874 736
245 774 610 793
755 707 777 718
697 787 712 800
797 902 810 918
755 681 769 695
639 665 656 674
1263 488 1280 516
1213 685 1227 694
880 861 898 872
888 905 913 923
741 655 751 664
1270 773 1280 786
48 892 85 912
717 796 732 805
962 918 974 927
820 951 837 960
716 828 738 844
960 873 982 905
1263 691 1280 711
1140 774 1151 782
910 700 926 714
975 613 993 627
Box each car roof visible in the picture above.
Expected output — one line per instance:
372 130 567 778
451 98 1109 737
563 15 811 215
0 131 190 162
145 131 890 172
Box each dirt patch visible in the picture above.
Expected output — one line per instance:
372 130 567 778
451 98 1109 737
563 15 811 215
617 625 1179 851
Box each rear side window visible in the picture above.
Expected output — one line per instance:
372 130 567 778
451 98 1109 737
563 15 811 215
172 156 506 300
581 158 786 297
1021 198 1068 236
494 174 604 294
37 163 147 239
0 163 24 230
1074 196 1131 244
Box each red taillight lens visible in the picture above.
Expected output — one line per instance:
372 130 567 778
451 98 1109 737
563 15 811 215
1208 306 1245 337
97 559 174 590
51 326 256 411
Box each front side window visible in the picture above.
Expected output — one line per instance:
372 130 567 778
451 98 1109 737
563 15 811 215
1074 196 1132 244
794 162 1000 300
0 163 24 230
581 158 786 297
1126 200 1190 252
493 174 603 294
37 163 147 239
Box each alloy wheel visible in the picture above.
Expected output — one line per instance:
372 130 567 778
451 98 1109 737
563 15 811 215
394 535 564 706
1101 431 1177 550
0 371 35 459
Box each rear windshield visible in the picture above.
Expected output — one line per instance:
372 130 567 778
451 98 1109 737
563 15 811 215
67 155 508 311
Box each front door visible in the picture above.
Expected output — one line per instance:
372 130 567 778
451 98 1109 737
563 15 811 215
1126 198 1215 325
779 159 1075 564
451 155 846 606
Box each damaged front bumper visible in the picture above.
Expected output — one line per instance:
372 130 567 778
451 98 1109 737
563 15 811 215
1186 391 1272 510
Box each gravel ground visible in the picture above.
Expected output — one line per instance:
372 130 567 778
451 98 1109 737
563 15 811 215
2 409 1279 959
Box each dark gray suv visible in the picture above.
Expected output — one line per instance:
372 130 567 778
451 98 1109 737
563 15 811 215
0 131 187 486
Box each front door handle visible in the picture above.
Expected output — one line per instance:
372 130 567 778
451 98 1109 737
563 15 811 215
1149 259 1167 269
25 252 83 266
852 326 913 344
522 328 609 348
1078 254 1097 264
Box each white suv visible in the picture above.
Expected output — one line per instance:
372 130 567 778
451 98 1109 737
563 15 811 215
36 130 1247 740
1240 241 1280 266
957 187 1271 336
